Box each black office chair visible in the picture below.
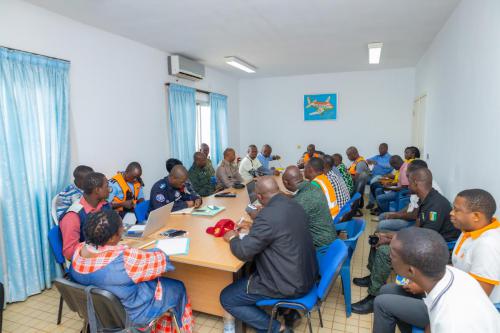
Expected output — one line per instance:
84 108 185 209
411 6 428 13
53 278 179 333
1 282 4 333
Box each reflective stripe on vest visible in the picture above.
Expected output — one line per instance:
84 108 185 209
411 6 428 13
111 173 141 211
348 156 366 175
314 174 339 218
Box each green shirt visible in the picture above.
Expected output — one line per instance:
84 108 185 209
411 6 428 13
337 163 354 195
188 163 215 197
293 181 336 248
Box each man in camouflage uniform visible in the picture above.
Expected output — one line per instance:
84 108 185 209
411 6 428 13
188 152 216 197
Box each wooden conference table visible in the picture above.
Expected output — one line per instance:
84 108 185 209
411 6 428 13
123 187 251 318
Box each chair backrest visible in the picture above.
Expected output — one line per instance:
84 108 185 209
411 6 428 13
134 200 150 223
335 219 366 255
53 278 127 330
48 226 66 266
336 192 361 223
51 195 59 225
447 241 457 251
316 239 348 301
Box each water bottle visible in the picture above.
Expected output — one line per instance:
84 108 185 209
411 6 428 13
223 312 235 333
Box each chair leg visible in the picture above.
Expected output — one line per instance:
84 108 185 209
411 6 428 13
57 295 64 325
317 305 323 328
306 312 313 333
340 262 352 317
267 306 278 333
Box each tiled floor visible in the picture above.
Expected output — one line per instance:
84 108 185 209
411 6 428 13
2 211 378 333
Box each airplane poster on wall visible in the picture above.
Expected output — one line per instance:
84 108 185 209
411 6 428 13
303 93 337 121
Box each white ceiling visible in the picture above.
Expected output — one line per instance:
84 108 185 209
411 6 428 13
24 0 460 78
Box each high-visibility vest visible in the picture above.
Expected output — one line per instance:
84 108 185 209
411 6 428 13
110 172 141 211
303 152 319 164
348 156 366 175
313 174 339 218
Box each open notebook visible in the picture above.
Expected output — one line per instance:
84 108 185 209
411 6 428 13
170 205 225 217
156 238 190 256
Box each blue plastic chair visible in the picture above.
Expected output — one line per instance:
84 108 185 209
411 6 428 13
256 240 348 333
135 200 150 223
412 327 424 333
447 240 457 251
333 219 366 317
333 192 361 224
48 226 68 325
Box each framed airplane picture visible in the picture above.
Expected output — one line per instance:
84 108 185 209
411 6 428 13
304 93 337 121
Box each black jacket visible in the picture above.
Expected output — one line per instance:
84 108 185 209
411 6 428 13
229 194 319 298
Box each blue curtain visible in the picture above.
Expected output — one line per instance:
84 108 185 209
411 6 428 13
209 93 228 166
0 47 70 302
168 84 196 166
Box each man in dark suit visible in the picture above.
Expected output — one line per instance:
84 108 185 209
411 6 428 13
220 176 318 333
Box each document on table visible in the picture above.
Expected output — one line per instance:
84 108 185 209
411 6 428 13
170 207 194 215
156 238 190 256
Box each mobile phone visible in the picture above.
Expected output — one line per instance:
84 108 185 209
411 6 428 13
395 275 410 286
246 204 257 214
168 230 187 238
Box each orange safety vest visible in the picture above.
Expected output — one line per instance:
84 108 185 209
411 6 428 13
303 152 319 164
348 156 366 175
313 174 339 218
110 172 141 211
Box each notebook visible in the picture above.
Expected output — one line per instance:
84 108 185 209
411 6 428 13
156 238 190 256
170 205 225 217
170 207 194 215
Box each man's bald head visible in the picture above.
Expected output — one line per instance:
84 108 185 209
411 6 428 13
168 165 188 189
408 167 433 196
282 166 303 192
346 146 359 161
255 176 280 206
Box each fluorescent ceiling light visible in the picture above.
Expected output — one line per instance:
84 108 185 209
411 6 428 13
368 42 383 64
225 56 256 73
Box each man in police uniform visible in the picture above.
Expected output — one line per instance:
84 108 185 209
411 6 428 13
149 165 202 212
351 167 459 314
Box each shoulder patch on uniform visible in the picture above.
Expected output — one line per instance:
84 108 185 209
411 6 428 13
155 194 166 203
159 183 166 189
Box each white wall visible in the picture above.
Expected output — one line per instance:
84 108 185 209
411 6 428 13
238 68 415 166
0 0 239 196
415 0 500 205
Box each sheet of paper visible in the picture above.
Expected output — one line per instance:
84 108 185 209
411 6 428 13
122 212 137 227
156 238 190 256
170 207 194 215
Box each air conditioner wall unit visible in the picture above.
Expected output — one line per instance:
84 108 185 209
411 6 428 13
168 55 205 81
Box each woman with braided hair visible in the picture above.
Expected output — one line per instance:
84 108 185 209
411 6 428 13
70 209 193 332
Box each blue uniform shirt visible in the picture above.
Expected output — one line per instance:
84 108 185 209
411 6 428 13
368 153 393 176
149 177 200 212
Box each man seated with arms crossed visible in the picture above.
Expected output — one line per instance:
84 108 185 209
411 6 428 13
55 165 94 221
188 152 216 197
304 157 340 220
369 155 404 214
257 144 281 176
297 144 321 169
373 189 500 333
216 148 244 189
389 227 500 333
366 143 393 210
60 172 112 260
323 155 351 209
351 167 459 314
220 177 318 333
282 165 336 248
108 162 145 217
332 153 354 195
239 144 264 182
149 165 202 212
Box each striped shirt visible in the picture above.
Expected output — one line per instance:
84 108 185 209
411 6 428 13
55 183 83 221
326 169 351 209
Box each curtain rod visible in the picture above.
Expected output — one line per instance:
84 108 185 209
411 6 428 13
165 82 210 95
0 45 70 63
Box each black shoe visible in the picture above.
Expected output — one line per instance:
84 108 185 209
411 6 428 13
283 309 301 328
351 294 375 314
366 203 375 210
353 275 371 287
370 208 381 216
354 209 363 217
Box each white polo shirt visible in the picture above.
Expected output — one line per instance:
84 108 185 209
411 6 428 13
239 156 262 182
452 218 500 303
423 266 500 333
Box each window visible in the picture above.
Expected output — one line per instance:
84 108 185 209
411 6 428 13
195 92 212 150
